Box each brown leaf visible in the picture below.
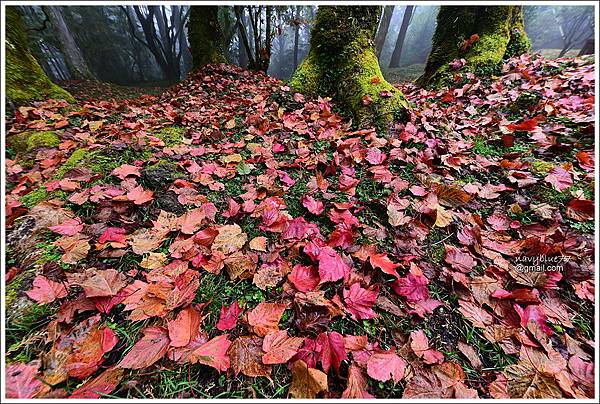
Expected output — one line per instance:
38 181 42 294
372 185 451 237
118 326 170 369
342 363 373 398
212 224 247 254
289 360 328 399
67 268 128 298
228 336 272 378
247 302 286 337
261 330 304 364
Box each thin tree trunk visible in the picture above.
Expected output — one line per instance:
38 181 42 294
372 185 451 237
375 6 394 58
389 6 414 68
293 6 300 70
42 6 95 80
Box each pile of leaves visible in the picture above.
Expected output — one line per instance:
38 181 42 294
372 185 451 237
4 54 595 399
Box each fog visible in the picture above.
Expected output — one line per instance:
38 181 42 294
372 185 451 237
18 5 595 86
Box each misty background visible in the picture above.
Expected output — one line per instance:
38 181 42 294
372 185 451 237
18 5 595 87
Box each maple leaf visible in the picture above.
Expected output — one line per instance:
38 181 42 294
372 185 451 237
566 199 594 221
54 234 91 264
168 306 203 348
26 275 68 304
5 361 48 398
248 236 267 251
118 326 170 369
369 253 400 278
544 166 573 192
458 299 493 328
67 268 128 298
289 359 328 399
189 334 231 372
70 368 123 399
66 323 119 379
98 227 127 246
125 185 154 205
177 208 206 234
247 302 286 337
513 304 552 335
410 330 444 364
228 336 272 378
262 330 304 364
48 217 84 236
216 301 243 331
212 224 248 254
288 264 320 292
367 348 406 383
316 246 349 284
301 195 325 215
343 283 378 320
111 164 141 180
444 245 477 272
315 331 347 374
392 263 430 302
343 363 374 398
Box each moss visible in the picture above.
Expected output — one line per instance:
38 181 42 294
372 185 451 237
20 187 49 209
289 6 409 130
55 148 90 178
418 6 531 88
156 126 187 147
189 6 226 69
5 7 74 106
530 160 555 174
6 131 60 153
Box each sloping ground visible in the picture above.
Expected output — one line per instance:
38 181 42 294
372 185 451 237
4 55 595 399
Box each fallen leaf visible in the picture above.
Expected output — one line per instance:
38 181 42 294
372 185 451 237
289 360 328 399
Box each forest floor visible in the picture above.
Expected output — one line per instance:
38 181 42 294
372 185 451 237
4 54 595 399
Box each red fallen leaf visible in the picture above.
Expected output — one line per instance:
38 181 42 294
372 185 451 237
67 268 128 298
193 226 220 246
125 186 154 205
247 302 286 337
66 324 119 379
513 304 552 335
70 368 123 398
216 301 243 331
5 361 48 398
111 164 141 180
486 213 511 231
410 330 444 364
54 119 69 129
544 166 573 192
342 363 374 398
316 331 347 374
371 76 381 84
491 288 541 304
361 95 373 106
25 275 68 304
566 199 594 221
460 33 479 52
189 334 231 372
407 299 443 318
506 115 544 132
178 208 206 234
366 348 406 383
168 306 203 348
458 299 493 328
369 253 400 278
48 217 84 236
575 151 594 171
288 264 320 292
55 234 90 264
343 283 378 320
118 326 170 369
379 90 393 98
392 263 430 303
6 266 20 283
444 245 477 273
317 246 349 284
365 148 386 165
98 227 127 246
301 195 324 215
262 330 304 364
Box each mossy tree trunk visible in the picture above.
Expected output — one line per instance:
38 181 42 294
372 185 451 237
289 6 409 130
418 6 530 88
188 6 226 70
5 7 74 107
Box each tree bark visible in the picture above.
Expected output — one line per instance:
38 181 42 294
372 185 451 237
237 8 249 67
375 6 394 58
292 6 301 70
188 6 226 70
578 37 594 56
42 6 95 80
389 6 414 68
5 7 74 106
289 6 409 130
418 6 530 88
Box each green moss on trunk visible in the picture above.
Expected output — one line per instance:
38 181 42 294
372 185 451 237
289 6 409 130
7 131 61 153
6 7 74 106
188 6 226 69
418 6 531 88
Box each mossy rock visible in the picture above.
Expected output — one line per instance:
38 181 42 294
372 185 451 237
5 7 74 105
142 159 183 190
6 131 60 153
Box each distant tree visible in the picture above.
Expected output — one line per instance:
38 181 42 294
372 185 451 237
41 6 95 80
237 7 249 67
389 6 414 68
551 7 595 57
188 6 226 69
290 6 409 129
375 6 394 58
292 6 302 70
234 6 275 72
5 6 74 107
418 6 530 87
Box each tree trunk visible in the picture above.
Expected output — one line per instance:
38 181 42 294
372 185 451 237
237 7 249 67
5 7 74 106
375 6 394 58
292 6 301 70
188 6 226 70
418 6 530 87
42 6 95 80
290 6 409 130
389 6 414 68
578 37 594 56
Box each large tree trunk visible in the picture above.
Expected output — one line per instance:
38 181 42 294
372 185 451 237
290 6 409 130
418 6 530 87
5 7 74 106
375 6 394 58
188 6 226 70
42 6 95 80
388 6 414 68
